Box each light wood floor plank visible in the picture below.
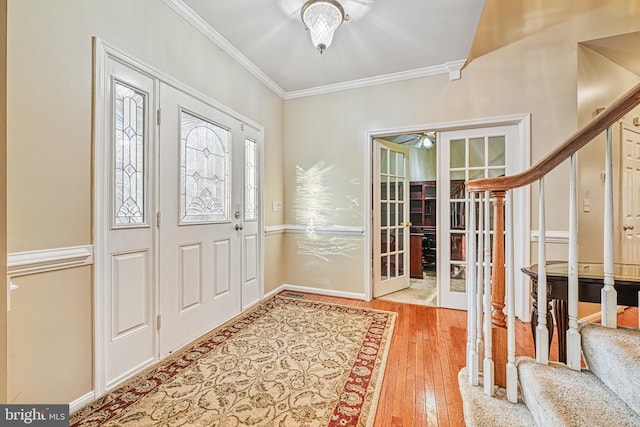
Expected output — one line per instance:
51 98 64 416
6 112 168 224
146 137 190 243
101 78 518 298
292 292 637 426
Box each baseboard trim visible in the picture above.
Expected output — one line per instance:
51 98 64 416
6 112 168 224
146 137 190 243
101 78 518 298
265 284 366 301
69 391 95 414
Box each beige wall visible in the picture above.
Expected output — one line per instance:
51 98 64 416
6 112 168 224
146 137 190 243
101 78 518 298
575 41 640 319
8 268 92 404
6 0 284 404
577 44 640 263
282 2 640 292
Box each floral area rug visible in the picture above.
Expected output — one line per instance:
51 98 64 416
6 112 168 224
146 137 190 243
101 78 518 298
71 295 396 426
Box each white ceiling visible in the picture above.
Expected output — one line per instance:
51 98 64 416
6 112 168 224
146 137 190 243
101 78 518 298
172 0 487 97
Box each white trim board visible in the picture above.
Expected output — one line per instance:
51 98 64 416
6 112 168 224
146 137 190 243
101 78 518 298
7 245 93 277
265 224 365 236
69 391 95 415
264 283 366 301
531 230 569 244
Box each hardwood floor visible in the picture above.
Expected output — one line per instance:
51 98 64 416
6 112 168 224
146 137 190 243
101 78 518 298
295 293 639 427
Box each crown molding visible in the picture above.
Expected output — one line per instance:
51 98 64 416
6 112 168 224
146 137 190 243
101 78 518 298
284 61 466 100
445 59 466 81
162 0 286 98
165 0 467 101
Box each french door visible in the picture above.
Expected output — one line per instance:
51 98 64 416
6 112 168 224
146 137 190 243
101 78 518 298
439 125 517 310
97 47 262 391
373 139 410 297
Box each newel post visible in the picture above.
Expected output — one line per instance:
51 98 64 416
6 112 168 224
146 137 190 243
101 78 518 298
491 191 507 388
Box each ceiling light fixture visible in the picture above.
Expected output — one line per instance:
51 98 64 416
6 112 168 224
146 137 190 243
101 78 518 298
415 132 436 149
301 0 349 54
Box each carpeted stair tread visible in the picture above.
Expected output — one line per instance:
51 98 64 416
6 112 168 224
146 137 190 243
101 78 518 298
580 323 640 416
518 357 640 427
458 367 536 427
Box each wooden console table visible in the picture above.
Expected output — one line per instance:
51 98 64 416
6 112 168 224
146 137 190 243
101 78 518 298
521 262 640 363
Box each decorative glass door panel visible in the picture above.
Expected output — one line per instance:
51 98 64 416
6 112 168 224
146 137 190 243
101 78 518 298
114 82 147 227
373 139 410 298
179 111 230 224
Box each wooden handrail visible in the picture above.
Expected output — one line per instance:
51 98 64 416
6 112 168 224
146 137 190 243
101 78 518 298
466 81 640 193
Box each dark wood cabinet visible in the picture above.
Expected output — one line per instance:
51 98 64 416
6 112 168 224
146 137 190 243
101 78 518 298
409 181 436 228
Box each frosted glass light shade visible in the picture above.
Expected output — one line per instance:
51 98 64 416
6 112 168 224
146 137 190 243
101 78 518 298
301 0 348 54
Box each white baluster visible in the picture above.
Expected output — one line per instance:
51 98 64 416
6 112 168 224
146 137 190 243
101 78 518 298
505 192 517 403
476 192 484 372
536 178 549 364
483 191 495 396
467 192 479 385
567 154 581 370
602 126 617 327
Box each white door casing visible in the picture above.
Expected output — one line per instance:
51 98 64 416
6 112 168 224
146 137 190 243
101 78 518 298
621 123 640 264
94 39 264 395
373 139 411 298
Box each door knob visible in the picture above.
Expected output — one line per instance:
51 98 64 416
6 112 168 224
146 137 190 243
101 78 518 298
404 221 412 227
235 224 243 231
623 224 635 231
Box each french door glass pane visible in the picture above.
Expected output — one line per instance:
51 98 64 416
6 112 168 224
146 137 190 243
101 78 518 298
450 139 465 167
488 136 506 166
469 137 485 167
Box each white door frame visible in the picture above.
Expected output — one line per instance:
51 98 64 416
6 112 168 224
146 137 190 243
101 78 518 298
364 114 531 319
93 38 264 397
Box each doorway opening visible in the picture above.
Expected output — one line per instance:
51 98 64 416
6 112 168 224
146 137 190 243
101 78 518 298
374 132 439 306
367 116 530 314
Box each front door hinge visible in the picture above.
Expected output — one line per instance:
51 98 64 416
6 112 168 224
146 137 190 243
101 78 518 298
156 314 162 330
156 211 162 228
157 109 162 125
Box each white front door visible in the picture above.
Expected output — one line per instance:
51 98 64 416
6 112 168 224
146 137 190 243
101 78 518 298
373 139 411 298
158 83 244 356
97 45 264 393
439 125 518 310
621 123 640 264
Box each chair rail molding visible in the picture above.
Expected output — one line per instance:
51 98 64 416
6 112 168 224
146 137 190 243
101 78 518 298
530 230 570 244
7 245 94 277
265 224 364 236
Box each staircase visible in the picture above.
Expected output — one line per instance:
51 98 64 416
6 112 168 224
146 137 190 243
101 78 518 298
460 323 640 426
458 81 640 426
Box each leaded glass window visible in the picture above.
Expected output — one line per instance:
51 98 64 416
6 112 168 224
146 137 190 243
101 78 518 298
180 110 230 224
114 82 146 226
245 139 257 221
